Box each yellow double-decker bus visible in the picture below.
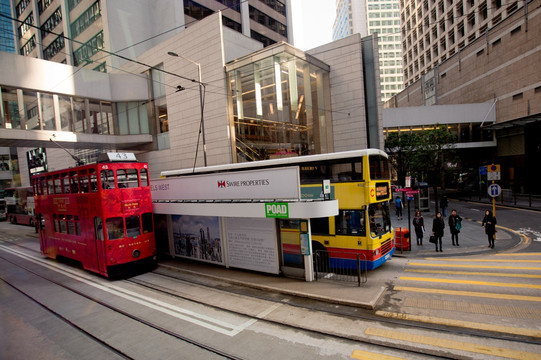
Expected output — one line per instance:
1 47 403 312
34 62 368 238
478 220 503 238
162 149 393 270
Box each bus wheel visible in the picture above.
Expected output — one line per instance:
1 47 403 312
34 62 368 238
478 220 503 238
312 241 329 273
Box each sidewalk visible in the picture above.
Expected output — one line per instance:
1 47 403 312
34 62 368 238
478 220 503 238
15 213 525 310
158 212 524 310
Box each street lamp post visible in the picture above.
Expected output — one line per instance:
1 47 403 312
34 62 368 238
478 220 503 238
167 51 207 167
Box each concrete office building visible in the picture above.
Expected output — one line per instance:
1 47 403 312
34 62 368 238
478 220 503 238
333 0 404 102
10 0 292 72
385 0 541 193
0 13 382 187
400 0 533 86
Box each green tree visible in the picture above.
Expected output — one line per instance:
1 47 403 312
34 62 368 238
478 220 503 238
385 125 457 213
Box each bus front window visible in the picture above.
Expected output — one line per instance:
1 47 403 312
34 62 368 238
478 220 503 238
368 202 391 237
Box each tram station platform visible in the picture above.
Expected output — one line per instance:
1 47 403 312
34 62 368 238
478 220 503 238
157 203 525 310
17 201 525 311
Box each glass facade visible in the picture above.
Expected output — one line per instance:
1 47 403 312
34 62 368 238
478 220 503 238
0 86 150 136
227 50 331 162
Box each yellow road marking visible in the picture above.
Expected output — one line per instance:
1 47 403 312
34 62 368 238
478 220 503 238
375 311 541 338
351 349 404 360
394 286 541 302
495 253 541 256
424 258 541 263
405 268 541 278
365 327 540 360
408 262 541 270
399 276 541 289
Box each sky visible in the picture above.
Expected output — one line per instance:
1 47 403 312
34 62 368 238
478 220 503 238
290 0 336 51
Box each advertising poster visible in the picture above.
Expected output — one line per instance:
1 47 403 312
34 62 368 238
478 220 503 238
172 215 223 264
225 217 279 274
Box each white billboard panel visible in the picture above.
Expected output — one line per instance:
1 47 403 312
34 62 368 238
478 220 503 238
151 166 300 201
225 217 279 274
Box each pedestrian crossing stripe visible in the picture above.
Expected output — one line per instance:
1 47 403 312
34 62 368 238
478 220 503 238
394 286 541 302
405 269 541 278
495 253 541 256
375 311 541 338
424 258 541 263
399 276 541 289
351 349 405 360
408 262 541 270
365 327 540 359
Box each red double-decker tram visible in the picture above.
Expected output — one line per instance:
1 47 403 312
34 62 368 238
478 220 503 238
32 153 156 278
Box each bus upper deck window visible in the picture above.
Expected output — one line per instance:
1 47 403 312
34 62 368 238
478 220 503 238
47 176 54 195
70 172 79 193
140 168 149 187
101 170 115 189
117 169 139 188
89 169 97 192
61 173 70 194
80 171 89 193
106 217 125 240
54 175 62 194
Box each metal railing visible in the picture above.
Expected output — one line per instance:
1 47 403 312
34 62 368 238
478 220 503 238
313 250 367 286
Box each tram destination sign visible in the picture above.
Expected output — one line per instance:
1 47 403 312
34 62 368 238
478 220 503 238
151 166 301 201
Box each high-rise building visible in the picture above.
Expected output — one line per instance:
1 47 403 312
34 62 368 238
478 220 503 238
332 0 403 102
400 0 529 86
0 0 14 53
10 0 291 72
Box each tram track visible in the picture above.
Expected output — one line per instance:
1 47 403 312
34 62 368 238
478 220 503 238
130 268 541 359
3 241 541 359
0 250 241 360
147 266 541 346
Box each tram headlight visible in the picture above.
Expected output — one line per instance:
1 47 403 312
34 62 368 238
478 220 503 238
132 249 141 258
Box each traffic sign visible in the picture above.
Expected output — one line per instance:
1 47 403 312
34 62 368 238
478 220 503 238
487 164 501 181
487 184 501 198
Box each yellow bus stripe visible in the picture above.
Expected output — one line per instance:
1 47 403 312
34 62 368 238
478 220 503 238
365 327 540 359
375 311 541 338
405 269 541 278
351 349 405 360
408 262 541 270
394 286 541 302
399 276 541 289
424 258 541 263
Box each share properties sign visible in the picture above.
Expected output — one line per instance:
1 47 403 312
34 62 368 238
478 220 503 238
151 166 301 202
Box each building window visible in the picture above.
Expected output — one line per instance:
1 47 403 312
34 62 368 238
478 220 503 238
249 5 287 37
227 52 331 162
40 6 62 39
43 34 65 60
184 0 214 20
20 35 36 56
73 31 103 66
18 12 33 37
70 1 101 39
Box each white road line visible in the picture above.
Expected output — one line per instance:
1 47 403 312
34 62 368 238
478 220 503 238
0 245 251 336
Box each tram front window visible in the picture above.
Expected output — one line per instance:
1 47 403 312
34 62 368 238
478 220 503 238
126 215 141 238
368 202 391 238
106 217 125 240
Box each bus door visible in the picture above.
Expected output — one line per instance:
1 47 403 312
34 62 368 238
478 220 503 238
279 219 304 269
94 217 106 273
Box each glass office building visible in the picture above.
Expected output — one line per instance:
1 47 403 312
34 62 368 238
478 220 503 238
226 44 332 162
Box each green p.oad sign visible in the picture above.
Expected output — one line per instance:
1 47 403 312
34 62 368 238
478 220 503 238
265 202 289 218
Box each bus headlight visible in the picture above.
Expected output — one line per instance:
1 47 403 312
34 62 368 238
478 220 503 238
373 249 380 257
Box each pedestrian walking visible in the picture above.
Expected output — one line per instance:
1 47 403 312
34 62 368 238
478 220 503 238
440 195 448 217
413 210 425 245
482 210 497 248
432 211 445 252
448 209 462 246
395 196 403 220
